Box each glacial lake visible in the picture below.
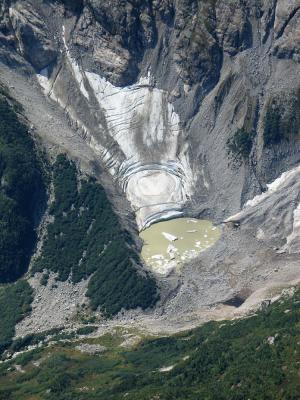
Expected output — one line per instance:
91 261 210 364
140 218 221 275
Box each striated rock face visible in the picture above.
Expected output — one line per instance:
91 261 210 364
8 1 57 69
273 1 300 60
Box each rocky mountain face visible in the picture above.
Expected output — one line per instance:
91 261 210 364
0 0 300 327
1 0 300 226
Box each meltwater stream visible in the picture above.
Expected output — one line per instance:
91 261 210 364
140 218 221 275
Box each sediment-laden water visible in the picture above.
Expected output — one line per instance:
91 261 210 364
140 218 221 275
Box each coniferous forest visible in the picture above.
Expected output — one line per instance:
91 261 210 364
33 155 158 316
0 94 45 283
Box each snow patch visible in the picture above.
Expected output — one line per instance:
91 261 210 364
37 67 51 94
226 165 300 222
62 26 89 100
36 67 59 103
286 203 300 253
246 166 300 208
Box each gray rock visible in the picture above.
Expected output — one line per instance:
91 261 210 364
75 343 106 355
8 1 57 70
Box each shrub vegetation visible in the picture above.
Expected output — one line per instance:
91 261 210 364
264 89 300 146
1 287 300 399
264 103 282 145
0 281 33 354
227 128 253 161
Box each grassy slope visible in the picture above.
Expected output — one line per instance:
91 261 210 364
1 287 300 399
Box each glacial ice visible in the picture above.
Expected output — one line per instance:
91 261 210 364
84 72 194 228
162 232 178 242
36 29 195 229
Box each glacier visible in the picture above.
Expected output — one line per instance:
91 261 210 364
37 30 195 229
